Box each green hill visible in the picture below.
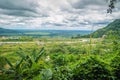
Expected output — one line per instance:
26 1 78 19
0 28 22 36
83 19 120 38
0 28 18 33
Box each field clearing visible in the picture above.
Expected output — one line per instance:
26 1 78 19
24 32 50 35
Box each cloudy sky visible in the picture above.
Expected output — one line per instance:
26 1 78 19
0 0 120 30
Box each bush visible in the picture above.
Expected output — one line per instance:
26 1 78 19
111 55 120 79
51 53 69 66
73 57 111 80
51 66 73 80
112 40 120 52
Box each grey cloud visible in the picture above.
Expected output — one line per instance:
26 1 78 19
94 21 110 25
68 0 107 10
0 0 48 17
0 9 38 17
0 0 38 12
53 23 65 26
41 21 66 27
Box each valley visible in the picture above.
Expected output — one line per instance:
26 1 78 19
0 19 120 80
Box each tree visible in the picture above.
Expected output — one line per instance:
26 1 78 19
107 0 120 13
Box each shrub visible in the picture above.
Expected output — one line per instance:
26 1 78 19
73 57 111 80
51 66 73 80
112 40 120 52
111 55 120 79
51 53 69 66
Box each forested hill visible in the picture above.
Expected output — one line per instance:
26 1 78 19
83 19 120 38
0 28 19 33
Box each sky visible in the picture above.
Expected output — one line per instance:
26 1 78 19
0 0 120 30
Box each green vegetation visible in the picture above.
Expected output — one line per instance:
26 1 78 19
0 36 33 42
0 28 19 33
0 19 120 80
0 36 120 80
74 19 120 38
0 28 92 38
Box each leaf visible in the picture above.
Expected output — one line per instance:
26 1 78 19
25 55 33 68
32 49 36 61
16 48 26 59
5 58 13 68
16 58 24 69
35 47 44 63
1 68 14 73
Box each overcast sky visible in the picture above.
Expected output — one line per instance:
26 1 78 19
0 0 120 30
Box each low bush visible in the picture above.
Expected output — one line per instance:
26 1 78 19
111 55 120 79
51 66 73 80
51 53 69 66
73 57 111 80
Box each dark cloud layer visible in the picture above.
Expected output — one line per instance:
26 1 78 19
0 0 41 17
69 0 107 9
0 0 38 12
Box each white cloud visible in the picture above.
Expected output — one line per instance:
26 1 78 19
0 0 120 30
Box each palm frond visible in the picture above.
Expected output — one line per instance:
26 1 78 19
35 47 44 63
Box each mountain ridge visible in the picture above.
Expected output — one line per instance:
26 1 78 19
83 19 120 38
0 27 19 33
